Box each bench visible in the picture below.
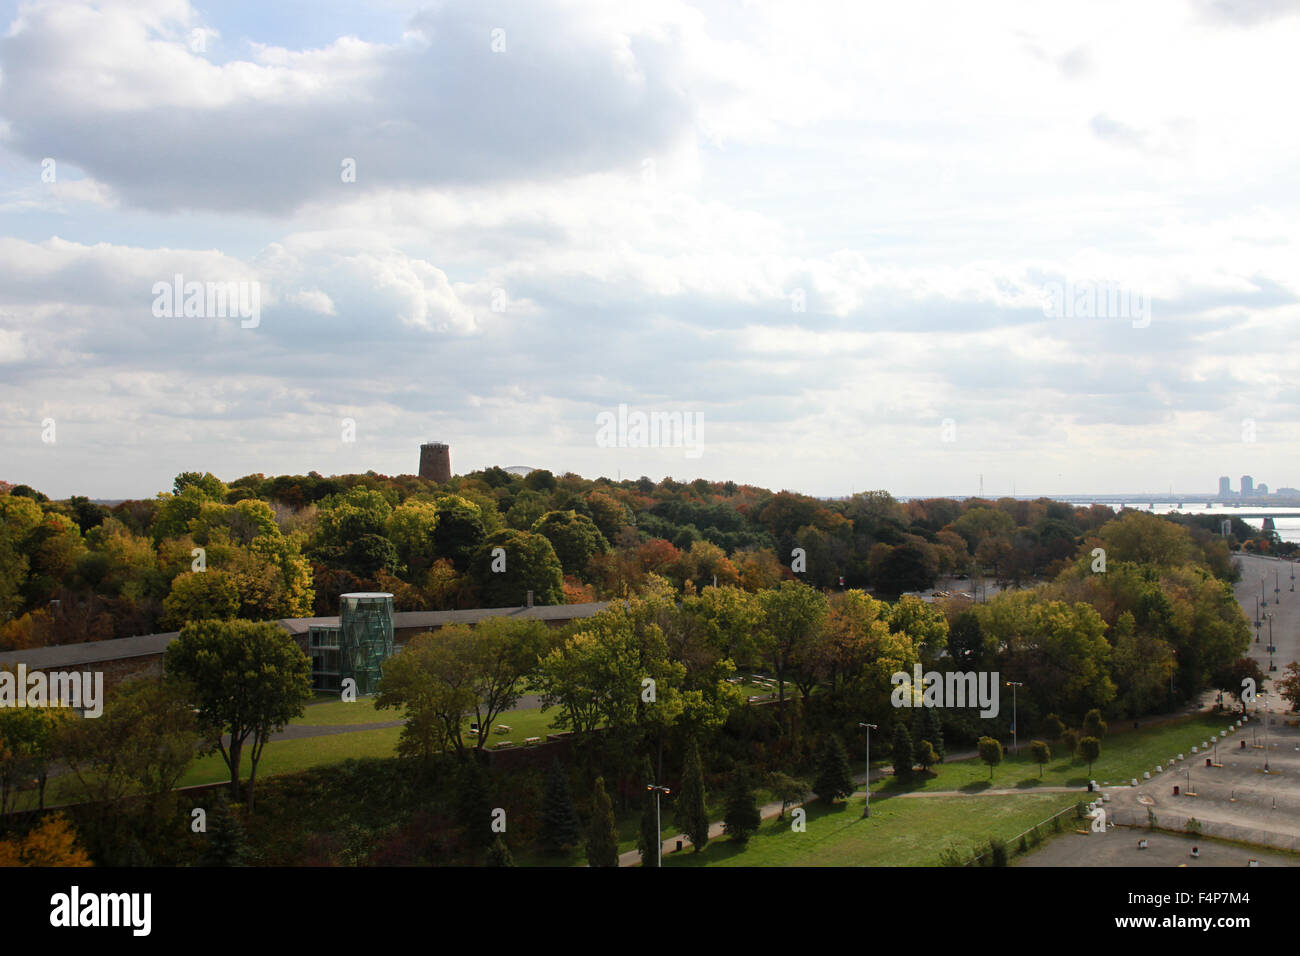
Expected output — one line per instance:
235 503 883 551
524 736 541 746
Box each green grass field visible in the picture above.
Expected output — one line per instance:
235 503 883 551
872 713 1241 796
661 791 1076 866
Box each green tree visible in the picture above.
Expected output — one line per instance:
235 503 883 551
891 721 913 779
374 630 473 760
1042 713 1066 742
916 706 944 760
456 760 494 851
1082 708 1108 738
1030 739 1051 777
723 769 761 844
915 739 939 773
161 570 240 629
198 792 248 867
813 733 854 803
0 706 65 814
767 772 809 819
163 619 312 811
675 737 709 852
532 510 610 578
758 580 829 710
538 759 582 855
1078 736 1101 776
977 736 1003 779
433 495 487 571
1061 730 1079 759
57 678 201 810
471 529 564 606
487 836 515 867
585 776 619 867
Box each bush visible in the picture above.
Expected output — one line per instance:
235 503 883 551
989 837 1008 867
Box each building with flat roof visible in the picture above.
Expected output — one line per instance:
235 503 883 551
0 599 611 695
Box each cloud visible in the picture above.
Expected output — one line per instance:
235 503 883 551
0 0 702 213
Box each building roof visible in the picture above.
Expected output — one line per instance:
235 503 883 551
0 602 612 671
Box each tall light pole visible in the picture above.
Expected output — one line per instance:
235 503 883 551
1276 570 1281 605
1261 577 1267 607
647 784 671 867
858 722 877 818
1006 681 1023 754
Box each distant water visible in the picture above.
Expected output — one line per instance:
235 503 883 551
1115 503 1300 545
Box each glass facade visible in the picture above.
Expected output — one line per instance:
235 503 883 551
309 592 394 694
338 592 395 696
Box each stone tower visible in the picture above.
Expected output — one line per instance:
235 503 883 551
419 442 451 483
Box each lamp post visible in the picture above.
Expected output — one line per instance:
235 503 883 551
1006 681 1023 754
858 722 877 818
647 784 671 866
1276 570 1281 605
1261 577 1267 607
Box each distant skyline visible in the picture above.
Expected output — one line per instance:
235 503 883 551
3 0 1299 500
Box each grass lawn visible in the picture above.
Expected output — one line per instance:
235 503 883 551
873 713 1242 796
295 697 401 726
661 791 1076 866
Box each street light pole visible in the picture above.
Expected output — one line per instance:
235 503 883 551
647 784 671 867
858 722 877 818
1006 681 1023 755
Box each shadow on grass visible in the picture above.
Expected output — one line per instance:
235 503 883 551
876 770 937 796
1014 777 1045 789
959 780 993 793
662 836 754 867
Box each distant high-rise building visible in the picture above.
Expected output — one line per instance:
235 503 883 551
419 442 452 483
1218 476 1231 497
1258 483 1268 496
1241 475 1254 497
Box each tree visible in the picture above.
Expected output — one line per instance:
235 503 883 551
471 529 565 607
532 510 610 579
456 760 494 851
758 580 829 711
723 769 761 844
891 722 913 779
538 759 582 855
813 733 854 803
0 706 64 814
57 678 201 811
374 630 474 760
585 776 619 867
947 610 984 668
977 736 1003 779
163 619 313 811
487 836 515 867
0 813 91 867
915 739 939 773
915 706 944 761
675 737 709 853
198 792 248 867
1212 657 1266 714
1042 713 1066 742
1061 730 1079 759
160 570 240 629
1082 708 1108 739
1078 736 1101 775
1276 661 1300 713
767 772 809 819
1030 740 1051 777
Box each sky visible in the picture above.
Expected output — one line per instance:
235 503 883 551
2 0 1299 501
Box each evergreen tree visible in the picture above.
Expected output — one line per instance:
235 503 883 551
456 760 494 850
917 706 944 760
812 733 854 803
539 759 582 855
487 835 515 867
585 776 619 867
723 769 761 844
674 737 709 853
891 722 913 779
636 756 662 868
198 793 247 867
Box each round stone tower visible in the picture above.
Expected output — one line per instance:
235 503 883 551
419 441 451 483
